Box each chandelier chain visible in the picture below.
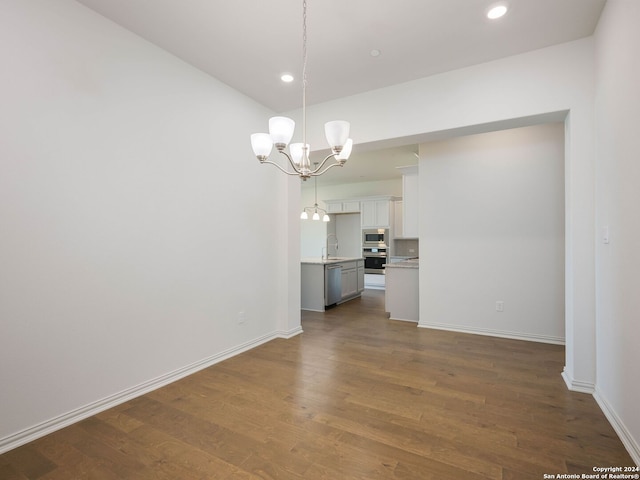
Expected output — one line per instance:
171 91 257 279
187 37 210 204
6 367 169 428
314 164 318 205
302 0 308 153
249 0 351 181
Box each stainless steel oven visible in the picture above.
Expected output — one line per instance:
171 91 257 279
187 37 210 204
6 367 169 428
362 228 389 248
363 247 387 274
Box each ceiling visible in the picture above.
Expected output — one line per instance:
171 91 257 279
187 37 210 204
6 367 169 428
74 0 606 186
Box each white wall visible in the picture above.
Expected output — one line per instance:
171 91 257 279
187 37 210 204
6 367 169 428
593 0 640 464
4 0 636 462
419 123 565 343
0 0 298 452
297 20 640 460
299 37 596 393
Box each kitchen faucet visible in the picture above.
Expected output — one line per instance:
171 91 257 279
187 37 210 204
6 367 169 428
325 233 339 260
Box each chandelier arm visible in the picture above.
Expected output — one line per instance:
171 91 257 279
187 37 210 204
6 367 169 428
310 160 346 177
309 153 341 174
260 159 303 176
277 149 306 174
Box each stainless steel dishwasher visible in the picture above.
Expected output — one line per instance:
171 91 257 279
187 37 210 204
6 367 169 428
325 264 342 306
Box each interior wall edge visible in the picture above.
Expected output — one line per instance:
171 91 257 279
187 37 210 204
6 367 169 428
561 369 596 394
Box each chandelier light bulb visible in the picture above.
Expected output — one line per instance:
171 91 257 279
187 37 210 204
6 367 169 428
268 116 295 148
325 121 350 151
312 211 320 221
290 143 310 166
336 138 353 161
300 211 308 220
250 133 273 159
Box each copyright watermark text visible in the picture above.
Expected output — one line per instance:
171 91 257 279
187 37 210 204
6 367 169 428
542 466 640 479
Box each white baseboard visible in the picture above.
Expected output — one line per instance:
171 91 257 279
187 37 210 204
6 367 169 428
561 368 595 394
0 329 295 455
417 321 566 345
593 388 640 466
277 326 303 339
389 316 419 323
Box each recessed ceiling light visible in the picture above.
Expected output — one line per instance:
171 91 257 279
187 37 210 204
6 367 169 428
281 73 294 83
487 3 508 19
370 49 381 58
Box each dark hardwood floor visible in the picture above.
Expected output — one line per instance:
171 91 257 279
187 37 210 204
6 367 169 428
1 289 634 479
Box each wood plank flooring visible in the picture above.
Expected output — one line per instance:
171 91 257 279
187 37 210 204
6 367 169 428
1 290 634 479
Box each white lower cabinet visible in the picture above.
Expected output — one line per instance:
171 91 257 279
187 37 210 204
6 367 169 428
301 259 365 311
340 260 364 302
357 260 365 293
338 260 365 302
341 266 358 299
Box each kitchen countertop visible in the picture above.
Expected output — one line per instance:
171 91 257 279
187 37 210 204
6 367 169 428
385 258 419 269
301 257 363 265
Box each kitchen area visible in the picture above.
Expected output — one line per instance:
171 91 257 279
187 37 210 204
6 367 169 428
300 165 419 320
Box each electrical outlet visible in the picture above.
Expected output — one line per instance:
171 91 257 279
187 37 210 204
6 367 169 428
496 301 504 312
238 311 246 324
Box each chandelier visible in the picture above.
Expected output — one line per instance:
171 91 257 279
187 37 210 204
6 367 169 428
301 164 330 221
250 0 353 181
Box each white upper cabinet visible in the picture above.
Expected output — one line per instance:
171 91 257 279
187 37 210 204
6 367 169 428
325 200 360 213
398 166 419 237
361 199 391 228
324 195 398 229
